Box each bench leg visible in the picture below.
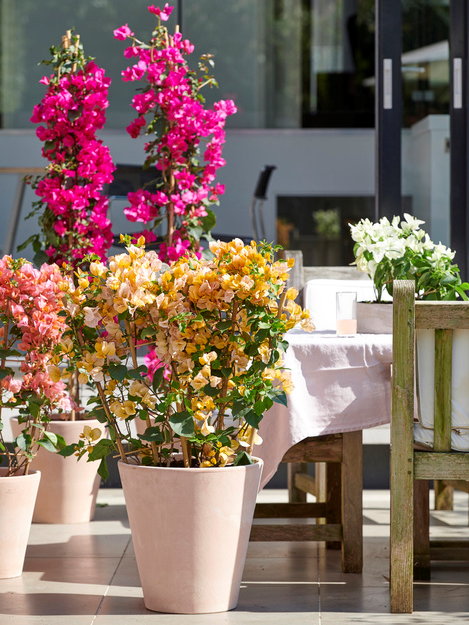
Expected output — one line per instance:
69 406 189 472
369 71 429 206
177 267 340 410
414 479 430 580
287 463 307 503
434 480 453 510
341 430 363 573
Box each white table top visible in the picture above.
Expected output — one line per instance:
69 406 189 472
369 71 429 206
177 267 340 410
255 330 393 487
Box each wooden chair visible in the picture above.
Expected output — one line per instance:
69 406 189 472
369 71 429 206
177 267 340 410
390 280 469 613
250 430 363 573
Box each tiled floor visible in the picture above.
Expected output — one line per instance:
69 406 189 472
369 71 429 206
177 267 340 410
1 489 468 624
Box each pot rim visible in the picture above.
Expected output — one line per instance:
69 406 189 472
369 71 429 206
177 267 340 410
118 456 263 474
0 468 41 480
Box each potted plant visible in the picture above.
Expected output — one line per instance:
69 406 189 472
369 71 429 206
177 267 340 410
0 256 69 577
349 213 469 332
350 214 469 448
15 30 115 523
61 237 312 613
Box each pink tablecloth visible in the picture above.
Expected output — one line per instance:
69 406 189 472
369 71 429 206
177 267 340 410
255 330 393 487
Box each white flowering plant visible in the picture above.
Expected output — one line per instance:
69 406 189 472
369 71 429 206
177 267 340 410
350 214 469 302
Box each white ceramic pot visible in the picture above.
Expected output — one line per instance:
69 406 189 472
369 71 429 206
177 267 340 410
0 468 40 578
357 302 393 334
118 457 263 614
12 419 101 523
414 329 469 451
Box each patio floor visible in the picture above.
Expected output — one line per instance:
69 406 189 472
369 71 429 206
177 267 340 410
1 488 468 624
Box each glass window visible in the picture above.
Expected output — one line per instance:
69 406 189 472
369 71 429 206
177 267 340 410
0 0 376 130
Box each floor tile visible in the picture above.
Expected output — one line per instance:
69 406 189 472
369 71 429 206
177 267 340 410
1 488 469 623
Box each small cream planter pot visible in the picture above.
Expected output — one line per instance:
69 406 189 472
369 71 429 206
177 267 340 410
12 419 101 523
0 469 40 578
356 302 393 334
118 458 263 614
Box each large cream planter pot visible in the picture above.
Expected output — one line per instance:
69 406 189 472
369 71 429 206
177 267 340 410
118 458 263 614
12 419 101 523
0 468 40 578
356 302 393 334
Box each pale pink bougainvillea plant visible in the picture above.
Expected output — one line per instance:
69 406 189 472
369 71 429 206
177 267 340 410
114 3 236 263
0 257 71 475
23 30 115 268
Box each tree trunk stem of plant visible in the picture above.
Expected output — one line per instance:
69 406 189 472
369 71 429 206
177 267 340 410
181 436 191 467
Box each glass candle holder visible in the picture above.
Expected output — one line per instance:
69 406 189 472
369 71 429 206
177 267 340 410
336 291 357 335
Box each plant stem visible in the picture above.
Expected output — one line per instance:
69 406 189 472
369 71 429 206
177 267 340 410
76 329 127 463
125 319 159 464
216 301 238 430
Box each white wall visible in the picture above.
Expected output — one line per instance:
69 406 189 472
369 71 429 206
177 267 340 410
0 128 375 257
402 115 450 246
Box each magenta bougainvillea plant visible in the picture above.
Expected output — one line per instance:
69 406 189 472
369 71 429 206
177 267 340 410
24 30 115 268
113 3 236 263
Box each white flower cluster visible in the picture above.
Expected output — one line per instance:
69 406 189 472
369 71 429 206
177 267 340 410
350 213 455 279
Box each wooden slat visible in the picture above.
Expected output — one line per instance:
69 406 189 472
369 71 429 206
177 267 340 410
254 502 327 519
288 463 308 502
430 540 469 560
293 471 316 495
0 167 45 174
390 280 415 614
433 329 453 451
415 452 469 479
250 523 342 542
282 435 343 463
437 479 469 494
415 301 469 329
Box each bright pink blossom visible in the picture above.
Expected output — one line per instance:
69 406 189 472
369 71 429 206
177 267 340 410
148 3 174 20
113 24 134 40
30 48 115 267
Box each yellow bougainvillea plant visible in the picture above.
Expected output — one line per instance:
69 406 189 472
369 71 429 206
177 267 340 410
59 237 313 477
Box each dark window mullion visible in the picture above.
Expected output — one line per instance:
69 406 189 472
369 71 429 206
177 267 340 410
450 0 468 279
375 0 402 221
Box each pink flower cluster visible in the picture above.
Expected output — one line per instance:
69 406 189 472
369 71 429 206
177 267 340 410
0 257 70 410
31 57 115 267
114 4 236 263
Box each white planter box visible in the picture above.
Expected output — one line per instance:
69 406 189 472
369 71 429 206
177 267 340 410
414 329 469 451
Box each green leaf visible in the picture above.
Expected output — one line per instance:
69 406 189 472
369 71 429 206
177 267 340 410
127 365 147 379
151 366 165 391
244 410 263 429
58 444 77 457
169 411 195 437
28 400 41 418
17 234 39 252
233 451 254 466
33 250 49 266
273 391 288 407
88 438 114 461
44 431 59 447
15 433 28 451
108 364 128 381
0 368 14 380
0 349 21 359
139 426 164 444
97 457 109 481
201 208 216 232
37 438 58 453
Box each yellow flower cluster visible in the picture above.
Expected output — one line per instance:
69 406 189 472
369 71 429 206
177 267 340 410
60 238 313 468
